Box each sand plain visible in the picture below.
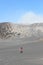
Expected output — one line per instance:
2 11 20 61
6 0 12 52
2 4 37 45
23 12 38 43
0 38 43 65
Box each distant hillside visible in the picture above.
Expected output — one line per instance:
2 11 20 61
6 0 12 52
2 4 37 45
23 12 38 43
0 22 43 40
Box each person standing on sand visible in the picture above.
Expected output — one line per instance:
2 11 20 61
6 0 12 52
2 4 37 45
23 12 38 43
19 47 23 53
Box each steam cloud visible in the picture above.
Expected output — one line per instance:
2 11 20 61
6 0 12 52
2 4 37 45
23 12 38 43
17 12 43 24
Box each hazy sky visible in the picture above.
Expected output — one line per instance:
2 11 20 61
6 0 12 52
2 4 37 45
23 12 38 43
0 0 43 24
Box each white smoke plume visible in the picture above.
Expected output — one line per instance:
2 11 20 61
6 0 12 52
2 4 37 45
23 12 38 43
17 12 43 25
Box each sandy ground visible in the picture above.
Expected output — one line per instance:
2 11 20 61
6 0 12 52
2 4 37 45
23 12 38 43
0 38 43 65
